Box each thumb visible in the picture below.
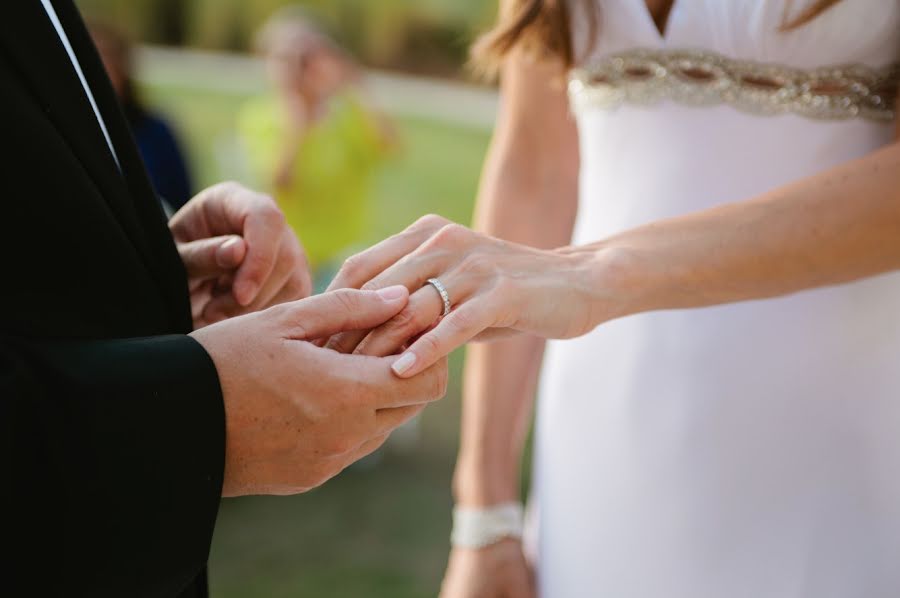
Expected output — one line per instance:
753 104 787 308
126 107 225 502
282 286 409 340
179 235 247 280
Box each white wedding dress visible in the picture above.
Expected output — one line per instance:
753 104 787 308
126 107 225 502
528 1 900 596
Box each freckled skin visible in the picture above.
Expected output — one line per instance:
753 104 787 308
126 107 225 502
191 289 448 497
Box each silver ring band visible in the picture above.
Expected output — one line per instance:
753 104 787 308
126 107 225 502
426 278 452 317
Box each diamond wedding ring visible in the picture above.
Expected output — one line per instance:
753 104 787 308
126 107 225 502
425 278 452 317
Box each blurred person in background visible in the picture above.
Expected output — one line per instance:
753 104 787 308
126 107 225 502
239 7 396 291
89 20 194 214
323 0 900 597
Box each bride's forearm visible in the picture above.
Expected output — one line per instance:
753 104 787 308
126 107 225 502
454 338 545 506
455 169 577 504
454 56 579 504
575 142 900 321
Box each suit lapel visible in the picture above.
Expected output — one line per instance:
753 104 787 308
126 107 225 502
0 1 154 260
0 0 193 332
50 0 194 331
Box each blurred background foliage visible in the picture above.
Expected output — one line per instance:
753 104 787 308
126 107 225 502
76 0 496 75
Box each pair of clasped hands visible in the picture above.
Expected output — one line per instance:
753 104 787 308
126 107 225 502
180 183 595 497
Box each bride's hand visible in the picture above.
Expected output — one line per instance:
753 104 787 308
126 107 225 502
440 541 535 598
325 215 612 377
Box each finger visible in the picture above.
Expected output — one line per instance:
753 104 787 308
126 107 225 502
391 302 492 378
472 327 520 344
232 203 287 306
360 248 444 297
250 231 309 308
203 243 294 321
179 235 246 280
325 214 450 293
324 329 369 355
361 355 449 409
202 268 291 323
324 271 455 355
195 275 238 326
354 285 446 357
324 250 449 354
374 404 425 437
280 286 410 340
263 274 312 309
190 279 215 324
276 228 312 299
360 222 477 297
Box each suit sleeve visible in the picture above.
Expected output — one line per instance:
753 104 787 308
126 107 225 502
2 334 225 597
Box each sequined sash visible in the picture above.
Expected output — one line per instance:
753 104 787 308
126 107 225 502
569 49 899 122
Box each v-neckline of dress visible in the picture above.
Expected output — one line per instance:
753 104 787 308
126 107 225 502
638 0 682 42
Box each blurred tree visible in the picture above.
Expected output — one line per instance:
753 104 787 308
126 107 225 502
156 0 187 45
76 0 497 76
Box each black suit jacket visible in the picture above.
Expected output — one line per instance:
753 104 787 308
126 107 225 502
1 1 225 596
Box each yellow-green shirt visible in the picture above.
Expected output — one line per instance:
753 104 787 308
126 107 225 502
238 93 388 267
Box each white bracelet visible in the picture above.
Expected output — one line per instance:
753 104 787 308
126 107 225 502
451 502 525 549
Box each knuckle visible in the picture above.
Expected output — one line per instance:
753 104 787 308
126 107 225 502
415 213 450 231
331 289 361 313
216 180 242 195
338 254 363 282
433 223 468 246
437 222 462 241
260 201 286 226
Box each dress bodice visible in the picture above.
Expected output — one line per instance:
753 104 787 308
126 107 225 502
575 0 900 68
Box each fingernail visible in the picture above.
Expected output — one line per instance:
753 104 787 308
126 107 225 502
377 285 407 302
392 352 417 376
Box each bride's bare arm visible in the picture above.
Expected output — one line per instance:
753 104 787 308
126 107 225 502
330 93 900 381
447 54 578 597
572 116 900 321
455 53 578 506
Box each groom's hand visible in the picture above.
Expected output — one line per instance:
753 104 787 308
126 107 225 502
170 182 312 329
191 287 448 496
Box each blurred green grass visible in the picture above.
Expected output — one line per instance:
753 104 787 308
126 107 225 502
141 80 491 597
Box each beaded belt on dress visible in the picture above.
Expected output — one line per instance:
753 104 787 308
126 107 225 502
569 49 900 122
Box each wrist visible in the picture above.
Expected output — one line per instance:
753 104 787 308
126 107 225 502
557 240 654 327
453 455 520 507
